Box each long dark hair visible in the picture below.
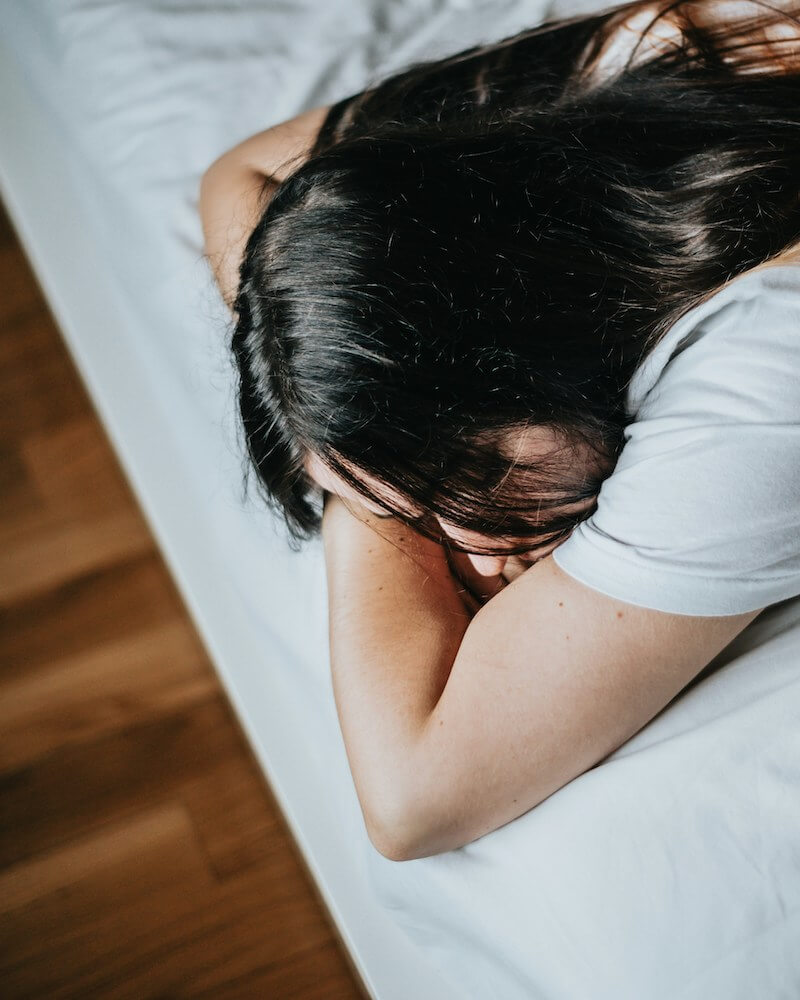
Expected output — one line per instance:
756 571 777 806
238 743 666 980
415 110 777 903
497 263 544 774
231 0 800 553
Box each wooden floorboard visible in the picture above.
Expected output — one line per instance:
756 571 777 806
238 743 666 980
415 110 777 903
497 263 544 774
0 202 368 999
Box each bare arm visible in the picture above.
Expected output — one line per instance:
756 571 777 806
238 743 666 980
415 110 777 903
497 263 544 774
321 497 472 853
198 105 331 310
322 495 759 861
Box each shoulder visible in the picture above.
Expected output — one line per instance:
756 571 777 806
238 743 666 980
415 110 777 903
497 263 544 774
550 262 800 617
628 263 800 419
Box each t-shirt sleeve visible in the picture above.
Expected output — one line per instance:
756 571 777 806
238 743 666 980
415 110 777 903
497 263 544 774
551 286 800 616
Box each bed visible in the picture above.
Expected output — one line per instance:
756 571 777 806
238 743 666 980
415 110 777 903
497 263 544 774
2 1 799 997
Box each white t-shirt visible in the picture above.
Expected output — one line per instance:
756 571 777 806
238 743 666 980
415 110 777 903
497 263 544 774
551 264 800 617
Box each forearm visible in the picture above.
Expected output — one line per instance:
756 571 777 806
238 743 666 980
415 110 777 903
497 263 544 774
321 496 471 855
199 105 331 310
199 162 275 310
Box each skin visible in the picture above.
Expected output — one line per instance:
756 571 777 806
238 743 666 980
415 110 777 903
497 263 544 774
199 104 332 310
305 452 580 598
200 1 800 859
319 491 761 860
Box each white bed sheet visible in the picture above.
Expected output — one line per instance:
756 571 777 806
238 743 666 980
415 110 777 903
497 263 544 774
2 1 799 997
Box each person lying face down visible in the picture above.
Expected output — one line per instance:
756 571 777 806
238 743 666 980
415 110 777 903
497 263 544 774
202 0 800 859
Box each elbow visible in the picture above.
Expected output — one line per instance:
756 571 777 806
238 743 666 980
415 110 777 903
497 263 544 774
366 816 430 863
362 792 418 862
197 163 220 254
367 828 415 863
198 157 220 215
363 789 461 862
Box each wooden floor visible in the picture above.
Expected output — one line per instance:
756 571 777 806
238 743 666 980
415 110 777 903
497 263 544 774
0 204 367 999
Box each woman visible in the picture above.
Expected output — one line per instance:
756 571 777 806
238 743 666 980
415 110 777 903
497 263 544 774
199 0 800 860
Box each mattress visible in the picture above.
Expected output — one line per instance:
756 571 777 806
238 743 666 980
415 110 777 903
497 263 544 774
2 1 799 997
